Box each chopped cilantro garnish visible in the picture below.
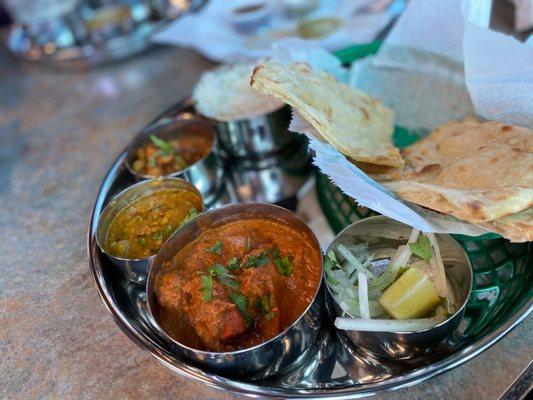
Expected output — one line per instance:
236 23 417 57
230 292 252 327
227 257 240 270
230 292 247 311
179 208 198 227
260 294 276 320
265 311 275 320
153 230 163 242
245 252 269 268
324 252 340 286
174 154 186 169
149 135 175 167
220 278 240 290
207 240 222 255
261 294 271 312
137 237 148 247
200 275 213 302
208 264 233 279
208 264 239 290
270 246 292 277
150 134 174 154
274 255 292 276
409 234 433 262
269 246 281 259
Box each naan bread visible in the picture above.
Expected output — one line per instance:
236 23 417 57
374 119 533 224
251 62 404 167
479 208 533 242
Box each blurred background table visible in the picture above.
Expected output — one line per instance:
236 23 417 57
1 0 532 398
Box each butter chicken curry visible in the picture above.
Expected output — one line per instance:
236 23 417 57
154 218 322 352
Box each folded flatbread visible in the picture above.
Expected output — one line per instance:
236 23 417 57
479 208 533 242
251 62 404 167
372 118 533 225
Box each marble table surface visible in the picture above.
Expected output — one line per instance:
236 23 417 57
0 45 531 400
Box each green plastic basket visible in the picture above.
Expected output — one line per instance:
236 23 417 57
316 42 532 338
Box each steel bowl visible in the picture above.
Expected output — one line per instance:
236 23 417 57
125 118 223 204
213 106 302 159
225 0 276 33
146 203 324 379
95 177 205 284
227 139 312 204
325 216 473 359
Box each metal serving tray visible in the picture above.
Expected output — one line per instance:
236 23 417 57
3 0 206 69
88 95 532 398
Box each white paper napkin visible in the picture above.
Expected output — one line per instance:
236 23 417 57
348 0 533 130
151 0 394 63
463 19 533 128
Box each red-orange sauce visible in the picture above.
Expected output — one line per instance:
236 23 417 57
154 218 321 352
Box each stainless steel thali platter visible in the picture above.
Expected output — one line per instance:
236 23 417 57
88 96 532 398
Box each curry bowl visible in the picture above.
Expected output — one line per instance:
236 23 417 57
146 203 324 379
125 118 223 203
325 216 473 360
96 178 204 284
212 105 303 159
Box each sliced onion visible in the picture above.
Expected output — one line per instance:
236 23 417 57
358 272 370 319
426 233 451 313
408 228 421 243
337 244 375 280
338 299 386 318
342 243 369 261
334 317 438 332
368 245 411 291
367 286 382 300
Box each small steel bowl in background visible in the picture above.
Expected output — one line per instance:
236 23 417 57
96 178 205 284
225 0 277 33
213 106 302 159
146 203 324 379
125 118 223 205
325 216 473 360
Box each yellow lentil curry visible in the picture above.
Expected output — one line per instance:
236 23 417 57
104 189 203 259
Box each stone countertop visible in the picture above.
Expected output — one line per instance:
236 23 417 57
0 45 531 400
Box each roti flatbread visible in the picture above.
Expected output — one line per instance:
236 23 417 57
479 208 533 242
374 119 533 224
251 62 404 167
